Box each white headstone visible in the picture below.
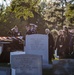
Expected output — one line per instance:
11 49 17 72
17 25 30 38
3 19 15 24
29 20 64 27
11 54 42 75
25 34 48 64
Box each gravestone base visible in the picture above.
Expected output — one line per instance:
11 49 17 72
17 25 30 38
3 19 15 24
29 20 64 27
53 59 74 75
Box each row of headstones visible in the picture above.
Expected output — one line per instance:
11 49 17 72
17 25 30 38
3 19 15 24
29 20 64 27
1 55 74 75
1 34 74 75
0 53 43 75
0 34 49 75
10 34 50 75
10 34 74 75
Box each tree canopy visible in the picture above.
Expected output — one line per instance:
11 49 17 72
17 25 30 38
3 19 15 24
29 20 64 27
0 0 74 36
65 0 74 26
10 0 41 20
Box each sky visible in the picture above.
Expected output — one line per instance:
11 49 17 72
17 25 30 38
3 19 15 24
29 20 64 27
0 0 59 5
0 0 72 6
0 0 52 7
0 0 52 4
0 0 11 6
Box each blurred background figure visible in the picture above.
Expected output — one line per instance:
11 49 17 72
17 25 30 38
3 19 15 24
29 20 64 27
45 28 55 64
30 23 37 34
26 23 37 35
11 25 19 36
26 25 32 35
55 30 65 59
63 26 71 58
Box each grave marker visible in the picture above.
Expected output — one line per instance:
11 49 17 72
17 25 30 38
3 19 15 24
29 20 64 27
11 54 42 75
25 34 48 64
